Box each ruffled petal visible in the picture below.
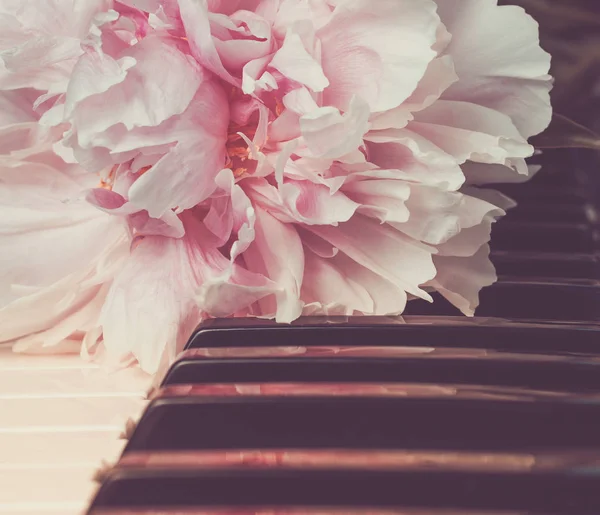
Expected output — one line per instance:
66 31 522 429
100 219 217 373
242 206 305 322
0 158 128 347
319 0 439 112
308 214 436 301
435 0 552 138
430 244 497 316
300 96 370 159
409 100 533 173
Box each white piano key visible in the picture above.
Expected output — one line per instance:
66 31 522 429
0 430 127 466
0 348 151 396
0 347 96 371
0 347 150 514
0 368 149 397
0 467 98 504
0 396 147 429
0 501 86 514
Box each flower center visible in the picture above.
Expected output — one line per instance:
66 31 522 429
97 164 152 190
225 121 258 177
98 165 118 190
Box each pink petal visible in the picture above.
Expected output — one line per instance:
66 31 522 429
308 214 436 301
300 96 370 159
390 186 477 246
212 10 275 73
329 252 410 315
86 186 185 239
242 206 305 322
369 56 459 131
269 29 329 92
205 169 257 260
280 180 359 226
177 0 241 86
126 82 229 217
65 37 202 148
430 245 497 316
100 219 212 373
0 160 128 346
435 193 505 259
409 100 533 172
319 0 439 112
195 265 277 319
342 179 411 224
435 0 552 138
365 128 466 191
301 249 374 315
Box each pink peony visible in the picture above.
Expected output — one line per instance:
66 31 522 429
0 0 552 373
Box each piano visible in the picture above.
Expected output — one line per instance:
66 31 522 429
2 148 600 514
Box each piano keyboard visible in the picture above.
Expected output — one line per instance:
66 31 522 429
3 150 600 514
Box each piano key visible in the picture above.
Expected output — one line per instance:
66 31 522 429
0 395 146 429
0 365 150 397
0 466 98 506
160 346 600 393
185 316 600 355
89 449 600 513
491 222 597 253
503 203 594 224
494 185 590 204
89 509 518 515
123 385 600 452
112 448 555 472
404 279 600 322
1 502 87 515
492 251 599 279
0 430 126 467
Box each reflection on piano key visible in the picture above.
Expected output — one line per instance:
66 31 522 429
404 279 600 321
124 385 600 452
492 251 599 279
160 346 600 394
90 509 524 515
185 316 600 355
89 448 600 513
503 203 593 224
492 222 598 253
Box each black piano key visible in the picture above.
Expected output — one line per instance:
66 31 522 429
493 185 589 204
492 251 600 279
161 346 600 393
124 388 600 452
90 450 600 513
491 222 597 253
503 203 593 224
185 316 600 355
404 279 600 322
89 508 491 515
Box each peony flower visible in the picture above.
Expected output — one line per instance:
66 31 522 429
0 0 552 374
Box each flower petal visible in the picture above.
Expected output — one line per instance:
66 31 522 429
308 214 436 301
269 29 329 92
430 244 497 316
242 206 305 322
435 0 552 138
319 0 439 112
100 219 219 373
300 96 370 159
409 100 533 173
0 159 127 345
